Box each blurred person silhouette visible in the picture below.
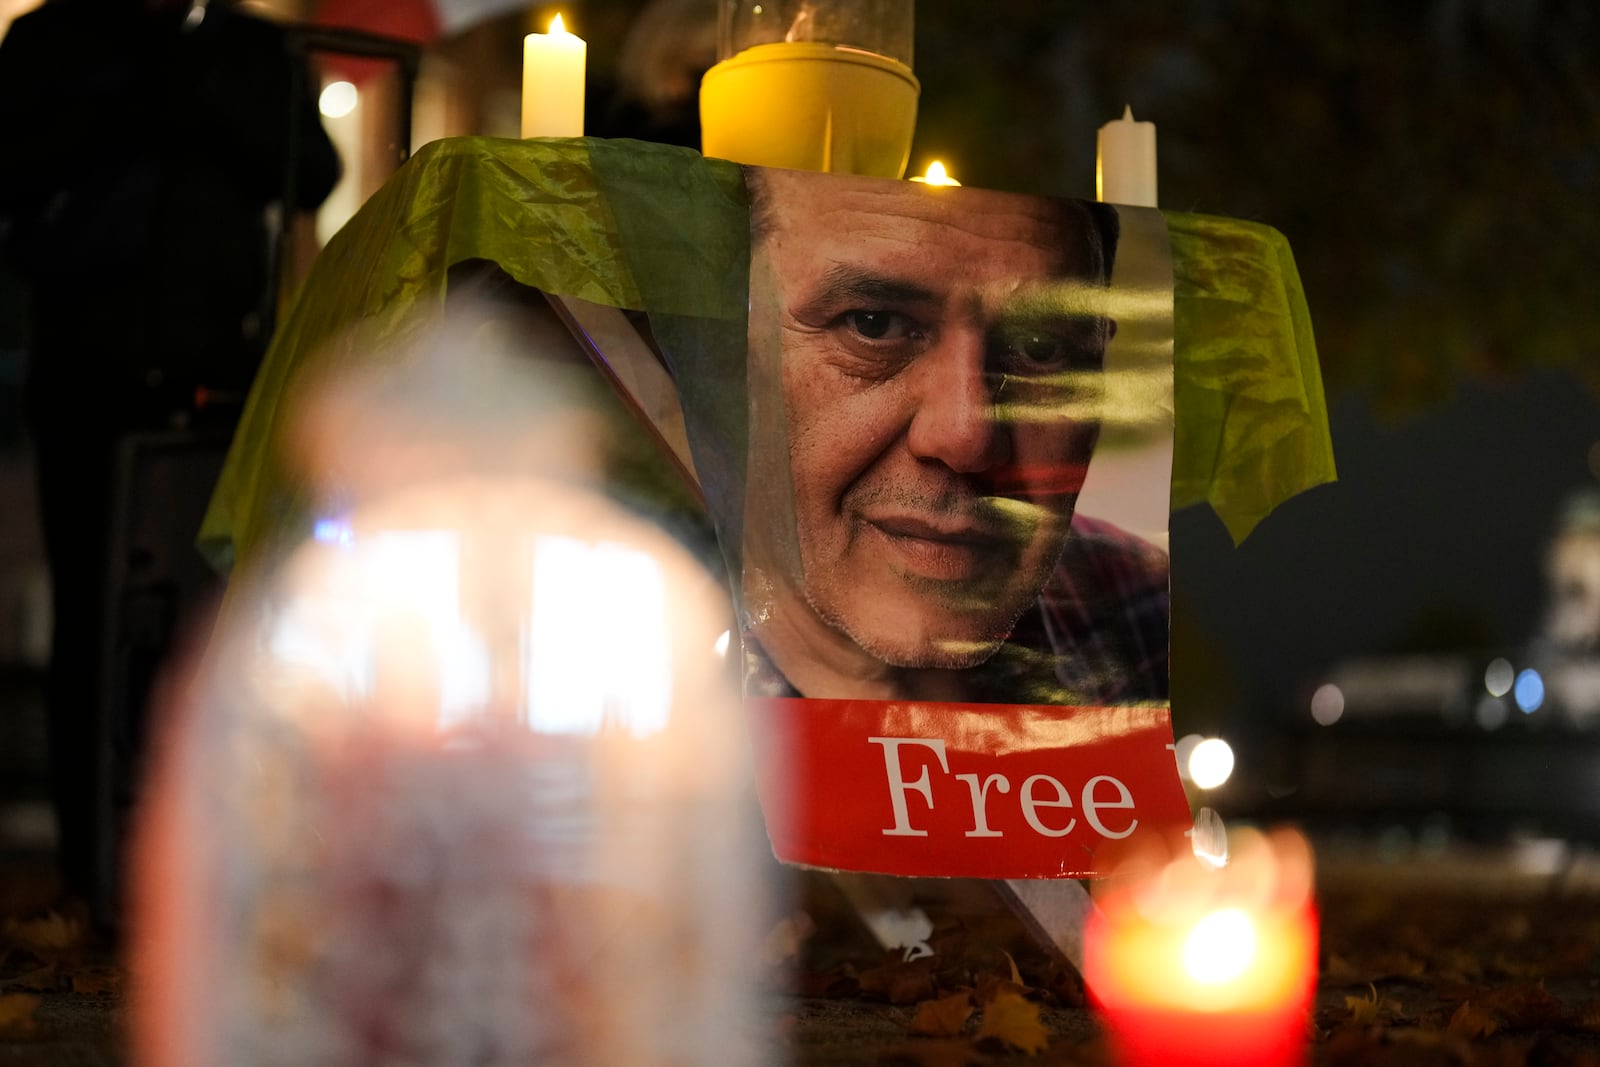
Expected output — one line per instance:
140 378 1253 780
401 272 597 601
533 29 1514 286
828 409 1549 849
1522 487 1600 728
1541 488 1600 659
0 0 339 920
589 0 716 149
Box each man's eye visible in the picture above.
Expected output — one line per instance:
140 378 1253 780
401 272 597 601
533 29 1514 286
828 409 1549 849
1005 332 1069 367
841 310 917 341
992 318 1106 374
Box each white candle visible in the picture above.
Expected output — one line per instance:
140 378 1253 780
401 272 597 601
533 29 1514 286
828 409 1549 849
522 13 586 139
1096 104 1158 208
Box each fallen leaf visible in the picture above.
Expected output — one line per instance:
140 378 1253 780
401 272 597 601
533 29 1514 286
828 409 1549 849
1448 1001 1500 1039
1316 1026 1388 1067
859 954 937 1005
1574 998 1600 1033
2 962 59 993
0 913 84 955
908 992 973 1038
971 966 1029 1008
1343 983 1406 1027
974 989 1049 1055
1001 950 1023 987
888 966 938 1006
1042 960 1084 1009
1479 982 1568 1030
71 967 126 996
0 993 40 1039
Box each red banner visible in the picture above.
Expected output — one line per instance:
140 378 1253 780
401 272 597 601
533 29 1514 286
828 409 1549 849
748 697 1192 879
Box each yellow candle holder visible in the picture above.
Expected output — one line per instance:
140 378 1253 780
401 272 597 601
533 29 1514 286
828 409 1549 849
699 41 919 179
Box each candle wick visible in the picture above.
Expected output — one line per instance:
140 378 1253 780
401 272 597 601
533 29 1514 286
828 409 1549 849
1122 103 1135 121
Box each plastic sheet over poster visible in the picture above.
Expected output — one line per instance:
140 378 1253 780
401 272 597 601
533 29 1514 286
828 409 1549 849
727 168 1189 877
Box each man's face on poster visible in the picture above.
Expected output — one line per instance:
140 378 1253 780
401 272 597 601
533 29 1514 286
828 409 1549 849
746 170 1115 671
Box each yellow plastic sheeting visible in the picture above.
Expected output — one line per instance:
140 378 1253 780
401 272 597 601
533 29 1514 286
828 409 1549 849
201 136 1333 575
1167 211 1336 543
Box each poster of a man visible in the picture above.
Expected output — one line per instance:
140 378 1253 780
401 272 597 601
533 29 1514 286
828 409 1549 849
739 168 1171 709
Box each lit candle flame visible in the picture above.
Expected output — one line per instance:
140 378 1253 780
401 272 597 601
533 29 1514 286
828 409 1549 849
1182 907 1257 985
910 160 961 186
550 12 566 34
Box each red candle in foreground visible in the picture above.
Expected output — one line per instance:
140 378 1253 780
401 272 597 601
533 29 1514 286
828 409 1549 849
1083 828 1318 1067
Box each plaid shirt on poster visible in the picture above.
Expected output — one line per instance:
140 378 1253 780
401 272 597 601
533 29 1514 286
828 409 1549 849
744 513 1171 707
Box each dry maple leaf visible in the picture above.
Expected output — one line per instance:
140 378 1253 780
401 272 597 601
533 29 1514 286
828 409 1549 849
1448 1000 1500 1039
0 992 40 1039
908 991 973 1038
1343 983 1407 1027
859 954 938 1005
972 970 1028 1009
1478 981 1569 1030
974 989 1049 1055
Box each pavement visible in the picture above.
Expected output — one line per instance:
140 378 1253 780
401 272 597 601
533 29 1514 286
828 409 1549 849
9 662 1600 1066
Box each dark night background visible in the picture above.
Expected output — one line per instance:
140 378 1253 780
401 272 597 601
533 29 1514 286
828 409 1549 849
907 1 1600 797
2 0 1599 830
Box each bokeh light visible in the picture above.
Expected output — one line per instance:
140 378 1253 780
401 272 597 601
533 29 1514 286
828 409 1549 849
1514 669 1545 713
1173 733 1202 781
319 80 358 119
1309 683 1344 726
1484 657 1515 697
1188 738 1235 790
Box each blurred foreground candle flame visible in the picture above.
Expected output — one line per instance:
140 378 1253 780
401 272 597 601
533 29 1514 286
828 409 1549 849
129 300 772 1066
1084 826 1317 1067
1182 907 1255 985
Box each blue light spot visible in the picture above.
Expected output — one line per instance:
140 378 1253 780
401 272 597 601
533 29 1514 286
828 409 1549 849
312 517 354 545
1513 669 1544 713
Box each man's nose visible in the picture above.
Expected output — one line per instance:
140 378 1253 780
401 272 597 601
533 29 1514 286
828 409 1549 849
904 332 1009 473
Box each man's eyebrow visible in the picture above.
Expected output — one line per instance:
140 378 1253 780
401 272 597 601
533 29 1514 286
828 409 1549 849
998 283 1111 322
813 264 939 306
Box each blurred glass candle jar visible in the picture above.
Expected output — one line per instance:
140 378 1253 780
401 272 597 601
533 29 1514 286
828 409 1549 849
129 304 772 1066
700 0 918 178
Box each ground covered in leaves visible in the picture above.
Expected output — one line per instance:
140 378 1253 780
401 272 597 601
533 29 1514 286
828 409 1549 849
6 854 1600 1065
775 868 1600 1066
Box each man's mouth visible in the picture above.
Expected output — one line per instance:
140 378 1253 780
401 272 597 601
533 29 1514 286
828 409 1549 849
864 514 1019 581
